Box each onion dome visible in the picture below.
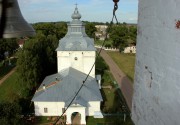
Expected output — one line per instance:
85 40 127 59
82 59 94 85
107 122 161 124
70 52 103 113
56 5 96 51
71 6 81 20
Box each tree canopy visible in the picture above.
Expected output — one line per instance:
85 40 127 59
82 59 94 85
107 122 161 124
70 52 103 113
17 32 58 89
17 22 67 90
108 24 137 51
0 38 19 60
33 22 67 40
85 22 97 38
0 101 22 125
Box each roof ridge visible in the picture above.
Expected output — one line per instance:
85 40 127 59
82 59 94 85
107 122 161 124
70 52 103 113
36 81 59 93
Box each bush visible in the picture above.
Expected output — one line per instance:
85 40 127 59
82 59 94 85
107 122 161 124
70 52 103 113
0 101 22 125
105 44 111 48
95 56 109 75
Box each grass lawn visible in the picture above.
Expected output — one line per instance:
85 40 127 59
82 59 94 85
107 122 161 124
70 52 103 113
32 116 58 125
95 40 113 47
101 88 116 112
107 51 135 82
101 71 130 114
0 71 23 102
33 117 50 125
87 116 133 125
100 71 116 112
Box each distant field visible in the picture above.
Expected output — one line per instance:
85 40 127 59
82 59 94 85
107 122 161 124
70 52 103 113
107 51 136 82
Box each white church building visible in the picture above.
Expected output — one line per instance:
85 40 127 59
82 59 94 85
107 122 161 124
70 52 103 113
32 6 103 125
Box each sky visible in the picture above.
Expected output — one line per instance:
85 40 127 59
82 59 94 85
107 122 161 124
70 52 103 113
17 0 138 24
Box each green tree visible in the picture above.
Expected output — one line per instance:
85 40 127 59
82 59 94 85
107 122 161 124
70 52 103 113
0 38 18 59
85 22 96 38
17 32 58 90
33 22 67 39
109 25 128 50
128 26 137 44
33 23 55 36
54 22 67 39
0 102 22 125
108 23 137 51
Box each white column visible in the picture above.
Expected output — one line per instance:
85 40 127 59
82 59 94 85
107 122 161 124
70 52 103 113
81 110 86 124
132 0 180 125
66 110 72 124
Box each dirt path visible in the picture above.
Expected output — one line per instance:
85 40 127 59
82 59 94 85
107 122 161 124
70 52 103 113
99 50 133 111
0 67 16 85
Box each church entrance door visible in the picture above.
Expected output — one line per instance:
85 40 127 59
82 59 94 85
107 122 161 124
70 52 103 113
71 112 81 125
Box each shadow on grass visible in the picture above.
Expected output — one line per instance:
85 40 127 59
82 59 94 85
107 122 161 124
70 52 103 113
100 77 134 125
102 87 134 125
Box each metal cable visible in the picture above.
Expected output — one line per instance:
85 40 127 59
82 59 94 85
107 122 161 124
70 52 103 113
53 1 119 124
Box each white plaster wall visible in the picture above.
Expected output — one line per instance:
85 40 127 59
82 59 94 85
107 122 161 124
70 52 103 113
57 51 95 77
57 52 70 72
87 101 101 116
66 106 86 124
132 0 180 125
34 102 65 116
124 46 136 53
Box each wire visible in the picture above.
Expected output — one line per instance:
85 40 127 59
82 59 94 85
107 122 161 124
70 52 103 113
53 1 119 124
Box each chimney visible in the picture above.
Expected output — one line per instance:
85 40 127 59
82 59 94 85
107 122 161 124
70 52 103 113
43 84 46 90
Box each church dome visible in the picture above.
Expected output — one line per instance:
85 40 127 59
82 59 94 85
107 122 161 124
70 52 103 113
71 6 81 20
56 5 96 51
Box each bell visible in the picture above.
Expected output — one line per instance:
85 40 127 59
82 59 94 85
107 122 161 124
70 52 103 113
0 0 36 38
113 0 119 3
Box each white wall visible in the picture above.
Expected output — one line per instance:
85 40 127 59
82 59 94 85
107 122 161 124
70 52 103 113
87 101 101 116
132 0 180 125
57 51 95 77
34 102 65 116
34 101 101 124
124 46 136 53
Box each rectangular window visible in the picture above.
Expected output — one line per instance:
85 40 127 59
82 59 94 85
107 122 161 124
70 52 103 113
44 108 48 113
62 108 65 113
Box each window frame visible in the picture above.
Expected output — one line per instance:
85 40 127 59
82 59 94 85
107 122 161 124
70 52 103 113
44 108 48 113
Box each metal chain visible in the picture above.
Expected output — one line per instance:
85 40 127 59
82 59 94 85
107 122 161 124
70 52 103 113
112 0 119 24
